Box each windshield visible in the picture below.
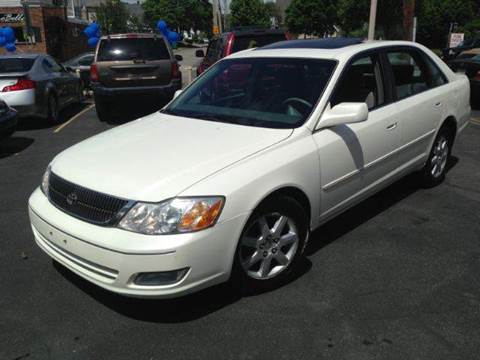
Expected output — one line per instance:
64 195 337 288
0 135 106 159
164 58 336 128
97 38 170 61
232 34 286 53
0 58 35 73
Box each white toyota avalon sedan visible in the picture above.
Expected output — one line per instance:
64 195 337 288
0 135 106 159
28 39 470 298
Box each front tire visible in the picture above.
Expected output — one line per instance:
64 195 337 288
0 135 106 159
420 127 453 187
232 196 308 294
46 94 59 124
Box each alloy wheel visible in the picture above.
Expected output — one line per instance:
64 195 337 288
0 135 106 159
239 213 299 280
431 136 449 178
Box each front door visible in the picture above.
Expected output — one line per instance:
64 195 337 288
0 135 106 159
313 52 401 219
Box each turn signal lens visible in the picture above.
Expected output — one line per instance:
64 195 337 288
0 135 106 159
178 198 224 232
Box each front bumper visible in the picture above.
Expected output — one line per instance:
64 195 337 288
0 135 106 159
91 81 181 99
28 188 247 298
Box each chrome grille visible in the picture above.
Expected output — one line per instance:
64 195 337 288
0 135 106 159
48 172 129 225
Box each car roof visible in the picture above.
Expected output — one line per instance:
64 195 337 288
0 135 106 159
99 33 165 40
261 37 363 49
225 27 286 37
228 39 428 62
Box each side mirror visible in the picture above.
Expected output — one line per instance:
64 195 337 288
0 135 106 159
317 102 368 129
175 54 183 62
173 89 182 99
195 49 205 58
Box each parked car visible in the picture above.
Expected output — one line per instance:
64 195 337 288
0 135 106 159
29 39 470 298
90 33 182 122
63 52 94 92
0 99 17 139
0 54 82 123
196 28 288 75
442 35 480 61
448 51 480 108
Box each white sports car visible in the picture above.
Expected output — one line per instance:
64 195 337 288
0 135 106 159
28 39 470 298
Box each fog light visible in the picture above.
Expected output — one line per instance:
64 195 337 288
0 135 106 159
134 268 189 286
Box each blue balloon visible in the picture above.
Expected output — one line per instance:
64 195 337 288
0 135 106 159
5 43 16 52
0 36 6 47
3 27 15 43
84 25 96 38
0 28 4 37
167 31 178 43
157 20 167 31
87 37 99 47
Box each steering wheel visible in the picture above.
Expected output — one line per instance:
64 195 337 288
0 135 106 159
282 97 313 115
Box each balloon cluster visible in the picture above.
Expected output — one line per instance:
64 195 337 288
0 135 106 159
84 22 101 48
156 20 179 47
0 27 16 52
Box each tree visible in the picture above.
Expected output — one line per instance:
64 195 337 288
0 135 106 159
96 0 130 34
337 0 403 39
416 0 478 49
285 0 338 37
264 2 282 25
230 0 271 28
142 0 212 34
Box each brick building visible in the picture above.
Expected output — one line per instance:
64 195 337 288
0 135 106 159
0 0 92 60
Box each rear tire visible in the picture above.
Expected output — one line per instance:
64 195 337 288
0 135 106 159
95 96 112 122
231 196 308 295
420 127 454 187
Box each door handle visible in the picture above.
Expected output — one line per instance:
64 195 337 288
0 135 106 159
435 102 443 108
386 122 397 130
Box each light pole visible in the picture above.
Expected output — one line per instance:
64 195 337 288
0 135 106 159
367 0 377 40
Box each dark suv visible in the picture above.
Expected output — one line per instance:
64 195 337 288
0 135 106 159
196 28 287 75
91 33 182 122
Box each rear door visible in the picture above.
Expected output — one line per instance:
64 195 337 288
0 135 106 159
96 36 172 88
385 48 449 166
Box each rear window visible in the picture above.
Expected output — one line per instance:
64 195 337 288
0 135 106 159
97 38 170 61
0 58 35 73
232 34 286 53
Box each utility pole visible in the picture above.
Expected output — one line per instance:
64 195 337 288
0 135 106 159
367 0 377 40
212 0 222 36
403 0 416 41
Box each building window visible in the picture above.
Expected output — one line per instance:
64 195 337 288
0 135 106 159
12 26 42 43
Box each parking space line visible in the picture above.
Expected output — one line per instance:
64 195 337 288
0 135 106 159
53 104 95 133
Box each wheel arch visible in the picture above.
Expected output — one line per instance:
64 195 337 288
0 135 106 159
439 115 457 146
251 185 312 226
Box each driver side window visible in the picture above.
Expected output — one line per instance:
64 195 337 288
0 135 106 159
331 54 385 110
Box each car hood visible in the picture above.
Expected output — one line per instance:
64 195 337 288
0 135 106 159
51 113 293 202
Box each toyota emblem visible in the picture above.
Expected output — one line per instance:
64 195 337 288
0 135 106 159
66 192 78 206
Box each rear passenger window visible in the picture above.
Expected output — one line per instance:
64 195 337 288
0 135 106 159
387 51 429 100
423 55 447 87
331 54 385 110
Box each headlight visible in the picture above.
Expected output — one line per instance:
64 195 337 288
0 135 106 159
118 197 224 235
41 165 51 195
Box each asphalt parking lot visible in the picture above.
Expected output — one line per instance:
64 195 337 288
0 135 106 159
1 103 480 360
